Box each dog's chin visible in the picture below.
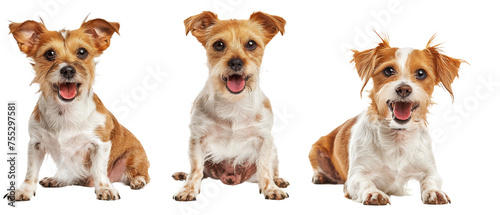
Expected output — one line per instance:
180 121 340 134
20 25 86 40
386 100 420 126
52 82 81 103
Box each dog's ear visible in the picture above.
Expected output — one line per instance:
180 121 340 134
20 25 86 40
80 18 120 53
249 12 286 45
425 35 464 100
184 11 218 46
351 33 391 96
9 20 48 56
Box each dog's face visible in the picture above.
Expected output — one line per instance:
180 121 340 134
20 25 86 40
185 11 285 101
9 19 119 103
352 34 463 129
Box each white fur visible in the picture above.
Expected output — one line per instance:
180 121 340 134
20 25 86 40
344 47 448 204
15 89 119 200
175 73 286 200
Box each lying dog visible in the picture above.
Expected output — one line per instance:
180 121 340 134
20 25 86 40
309 34 463 205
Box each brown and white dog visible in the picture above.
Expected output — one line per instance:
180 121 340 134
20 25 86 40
172 11 289 201
309 34 463 205
9 18 150 201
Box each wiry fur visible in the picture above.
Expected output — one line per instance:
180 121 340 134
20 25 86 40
309 34 463 205
9 18 150 201
173 11 289 201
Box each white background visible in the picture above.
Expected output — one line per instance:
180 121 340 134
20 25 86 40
1 0 499 214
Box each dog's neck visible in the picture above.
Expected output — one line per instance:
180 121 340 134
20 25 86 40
202 80 264 122
37 88 97 129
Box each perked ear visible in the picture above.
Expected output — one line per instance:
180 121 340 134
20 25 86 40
249 12 286 45
80 18 120 53
9 20 48 56
425 35 464 100
351 33 391 96
184 11 218 46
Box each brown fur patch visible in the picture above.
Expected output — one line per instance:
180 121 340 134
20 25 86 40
32 104 40 122
263 98 272 113
309 116 357 182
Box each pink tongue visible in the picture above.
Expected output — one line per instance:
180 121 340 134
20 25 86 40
394 102 412 120
59 83 77 99
227 75 245 93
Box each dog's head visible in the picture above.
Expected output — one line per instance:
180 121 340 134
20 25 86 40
9 18 119 103
352 34 463 129
184 11 285 101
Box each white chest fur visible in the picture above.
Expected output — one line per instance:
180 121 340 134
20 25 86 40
29 92 107 183
190 85 273 165
347 111 436 197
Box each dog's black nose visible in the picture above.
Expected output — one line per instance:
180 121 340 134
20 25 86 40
228 58 243 71
396 84 412 98
60 66 76 79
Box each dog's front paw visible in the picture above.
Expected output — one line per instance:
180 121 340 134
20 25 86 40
14 188 36 201
363 191 390 205
422 189 450 204
95 187 120 201
173 187 198 201
262 188 289 200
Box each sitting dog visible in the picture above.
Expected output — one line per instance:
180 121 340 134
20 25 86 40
9 18 150 201
172 11 289 201
309 34 463 205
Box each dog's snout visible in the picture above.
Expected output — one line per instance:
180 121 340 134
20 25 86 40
228 58 243 71
60 66 76 79
396 84 412 98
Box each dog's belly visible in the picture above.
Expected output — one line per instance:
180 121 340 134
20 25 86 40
203 160 257 185
203 124 262 164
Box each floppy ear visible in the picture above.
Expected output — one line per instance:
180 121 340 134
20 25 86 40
9 20 48 56
80 18 120 53
425 36 464 100
184 11 218 46
351 34 391 96
249 11 286 45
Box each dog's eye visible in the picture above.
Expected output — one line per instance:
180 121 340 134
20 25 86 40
415 69 427 80
383 67 396 77
213 41 225 52
245 40 257 51
76 48 88 59
44 50 57 61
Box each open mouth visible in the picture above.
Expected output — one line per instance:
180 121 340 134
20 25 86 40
387 100 420 124
54 82 81 102
223 74 250 94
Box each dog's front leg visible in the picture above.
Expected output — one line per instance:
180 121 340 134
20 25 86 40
15 139 45 201
420 170 450 204
345 171 391 205
174 137 205 201
90 140 120 200
256 137 288 200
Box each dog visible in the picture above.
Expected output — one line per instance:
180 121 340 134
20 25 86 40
9 18 150 201
309 34 463 205
172 11 289 201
